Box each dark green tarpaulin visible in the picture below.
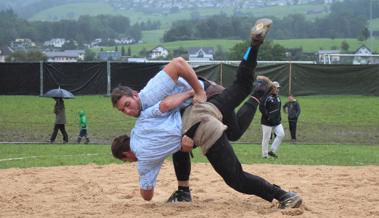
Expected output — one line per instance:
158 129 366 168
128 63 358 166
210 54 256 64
291 64 379 96
0 62 378 96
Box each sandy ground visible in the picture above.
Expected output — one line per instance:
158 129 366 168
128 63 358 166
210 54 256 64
0 162 379 218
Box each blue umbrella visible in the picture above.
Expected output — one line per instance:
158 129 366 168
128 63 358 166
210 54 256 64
44 87 75 99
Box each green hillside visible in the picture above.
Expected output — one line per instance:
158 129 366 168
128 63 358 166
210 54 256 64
29 2 115 21
29 2 328 28
96 39 244 57
274 38 379 53
369 18 379 31
100 37 379 56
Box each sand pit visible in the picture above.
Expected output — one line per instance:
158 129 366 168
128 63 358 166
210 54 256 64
1 162 378 218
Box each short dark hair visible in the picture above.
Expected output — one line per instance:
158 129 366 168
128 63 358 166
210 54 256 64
111 85 134 107
111 135 131 160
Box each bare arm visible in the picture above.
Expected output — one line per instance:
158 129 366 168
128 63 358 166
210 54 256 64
140 188 154 201
159 90 194 113
163 57 206 104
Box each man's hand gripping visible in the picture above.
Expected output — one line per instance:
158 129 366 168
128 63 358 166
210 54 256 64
181 135 194 152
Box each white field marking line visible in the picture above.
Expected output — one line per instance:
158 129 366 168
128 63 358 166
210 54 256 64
0 153 107 162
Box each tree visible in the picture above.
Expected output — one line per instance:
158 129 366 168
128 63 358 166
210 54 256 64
171 47 187 59
214 45 226 60
340 41 350 52
139 48 148 57
121 46 126 56
6 50 47 62
127 46 131 56
359 27 370 41
84 49 96 61
227 40 286 61
61 40 77 50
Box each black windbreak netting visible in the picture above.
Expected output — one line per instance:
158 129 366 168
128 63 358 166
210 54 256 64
1 62 379 96
256 63 290 95
292 64 379 96
194 64 222 84
111 63 165 91
43 62 107 95
0 63 40 95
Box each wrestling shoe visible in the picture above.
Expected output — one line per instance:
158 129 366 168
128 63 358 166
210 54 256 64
268 151 278 158
251 18 273 43
251 76 273 104
278 192 302 209
166 190 192 203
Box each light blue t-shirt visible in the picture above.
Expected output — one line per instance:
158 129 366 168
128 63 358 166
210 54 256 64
139 71 201 110
131 70 204 189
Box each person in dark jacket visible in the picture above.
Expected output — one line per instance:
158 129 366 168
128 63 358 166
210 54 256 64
49 98 68 143
283 95 301 144
259 81 284 158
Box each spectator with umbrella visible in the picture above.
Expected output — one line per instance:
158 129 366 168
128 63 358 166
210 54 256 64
44 87 74 144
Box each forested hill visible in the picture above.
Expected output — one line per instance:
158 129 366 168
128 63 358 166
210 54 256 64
163 0 379 41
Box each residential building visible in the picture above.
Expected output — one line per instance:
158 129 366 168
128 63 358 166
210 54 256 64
188 47 214 62
98 51 122 61
43 38 66 48
10 38 36 51
148 46 169 60
44 50 85 62
0 46 14 62
353 45 375 65
318 50 340 64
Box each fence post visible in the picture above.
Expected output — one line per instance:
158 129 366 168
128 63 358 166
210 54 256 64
220 63 223 86
107 61 111 96
288 62 292 95
40 61 43 96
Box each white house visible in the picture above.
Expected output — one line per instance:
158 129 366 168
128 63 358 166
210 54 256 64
44 50 85 62
188 47 214 62
10 38 36 51
353 45 375 65
148 46 169 59
0 46 14 62
43 38 66 48
318 50 340 64
114 37 135 45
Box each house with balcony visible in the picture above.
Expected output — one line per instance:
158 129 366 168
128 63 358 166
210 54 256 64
44 50 85 62
148 46 169 60
188 47 214 62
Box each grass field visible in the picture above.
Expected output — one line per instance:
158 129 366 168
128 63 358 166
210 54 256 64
100 39 244 57
29 2 328 27
0 95 378 145
1 95 378 170
1 143 378 169
100 37 379 56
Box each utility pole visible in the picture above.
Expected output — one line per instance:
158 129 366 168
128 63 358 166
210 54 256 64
370 0 373 51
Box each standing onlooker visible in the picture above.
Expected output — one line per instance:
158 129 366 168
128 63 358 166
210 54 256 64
259 81 284 158
283 95 301 144
77 110 89 144
49 98 68 143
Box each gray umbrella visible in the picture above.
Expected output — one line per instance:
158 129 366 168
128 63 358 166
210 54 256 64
44 87 75 99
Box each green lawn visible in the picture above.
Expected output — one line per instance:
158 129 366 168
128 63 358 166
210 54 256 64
99 37 379 56
0 95 378 145
1 95 378 170
30 2 115 21
274 38 379 53
369 18 379 31
96 39 244 57
29 2 328 26
0 143 378 169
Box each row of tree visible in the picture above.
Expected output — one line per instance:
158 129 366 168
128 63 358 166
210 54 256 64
0 10 162 47
163 0 378 42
